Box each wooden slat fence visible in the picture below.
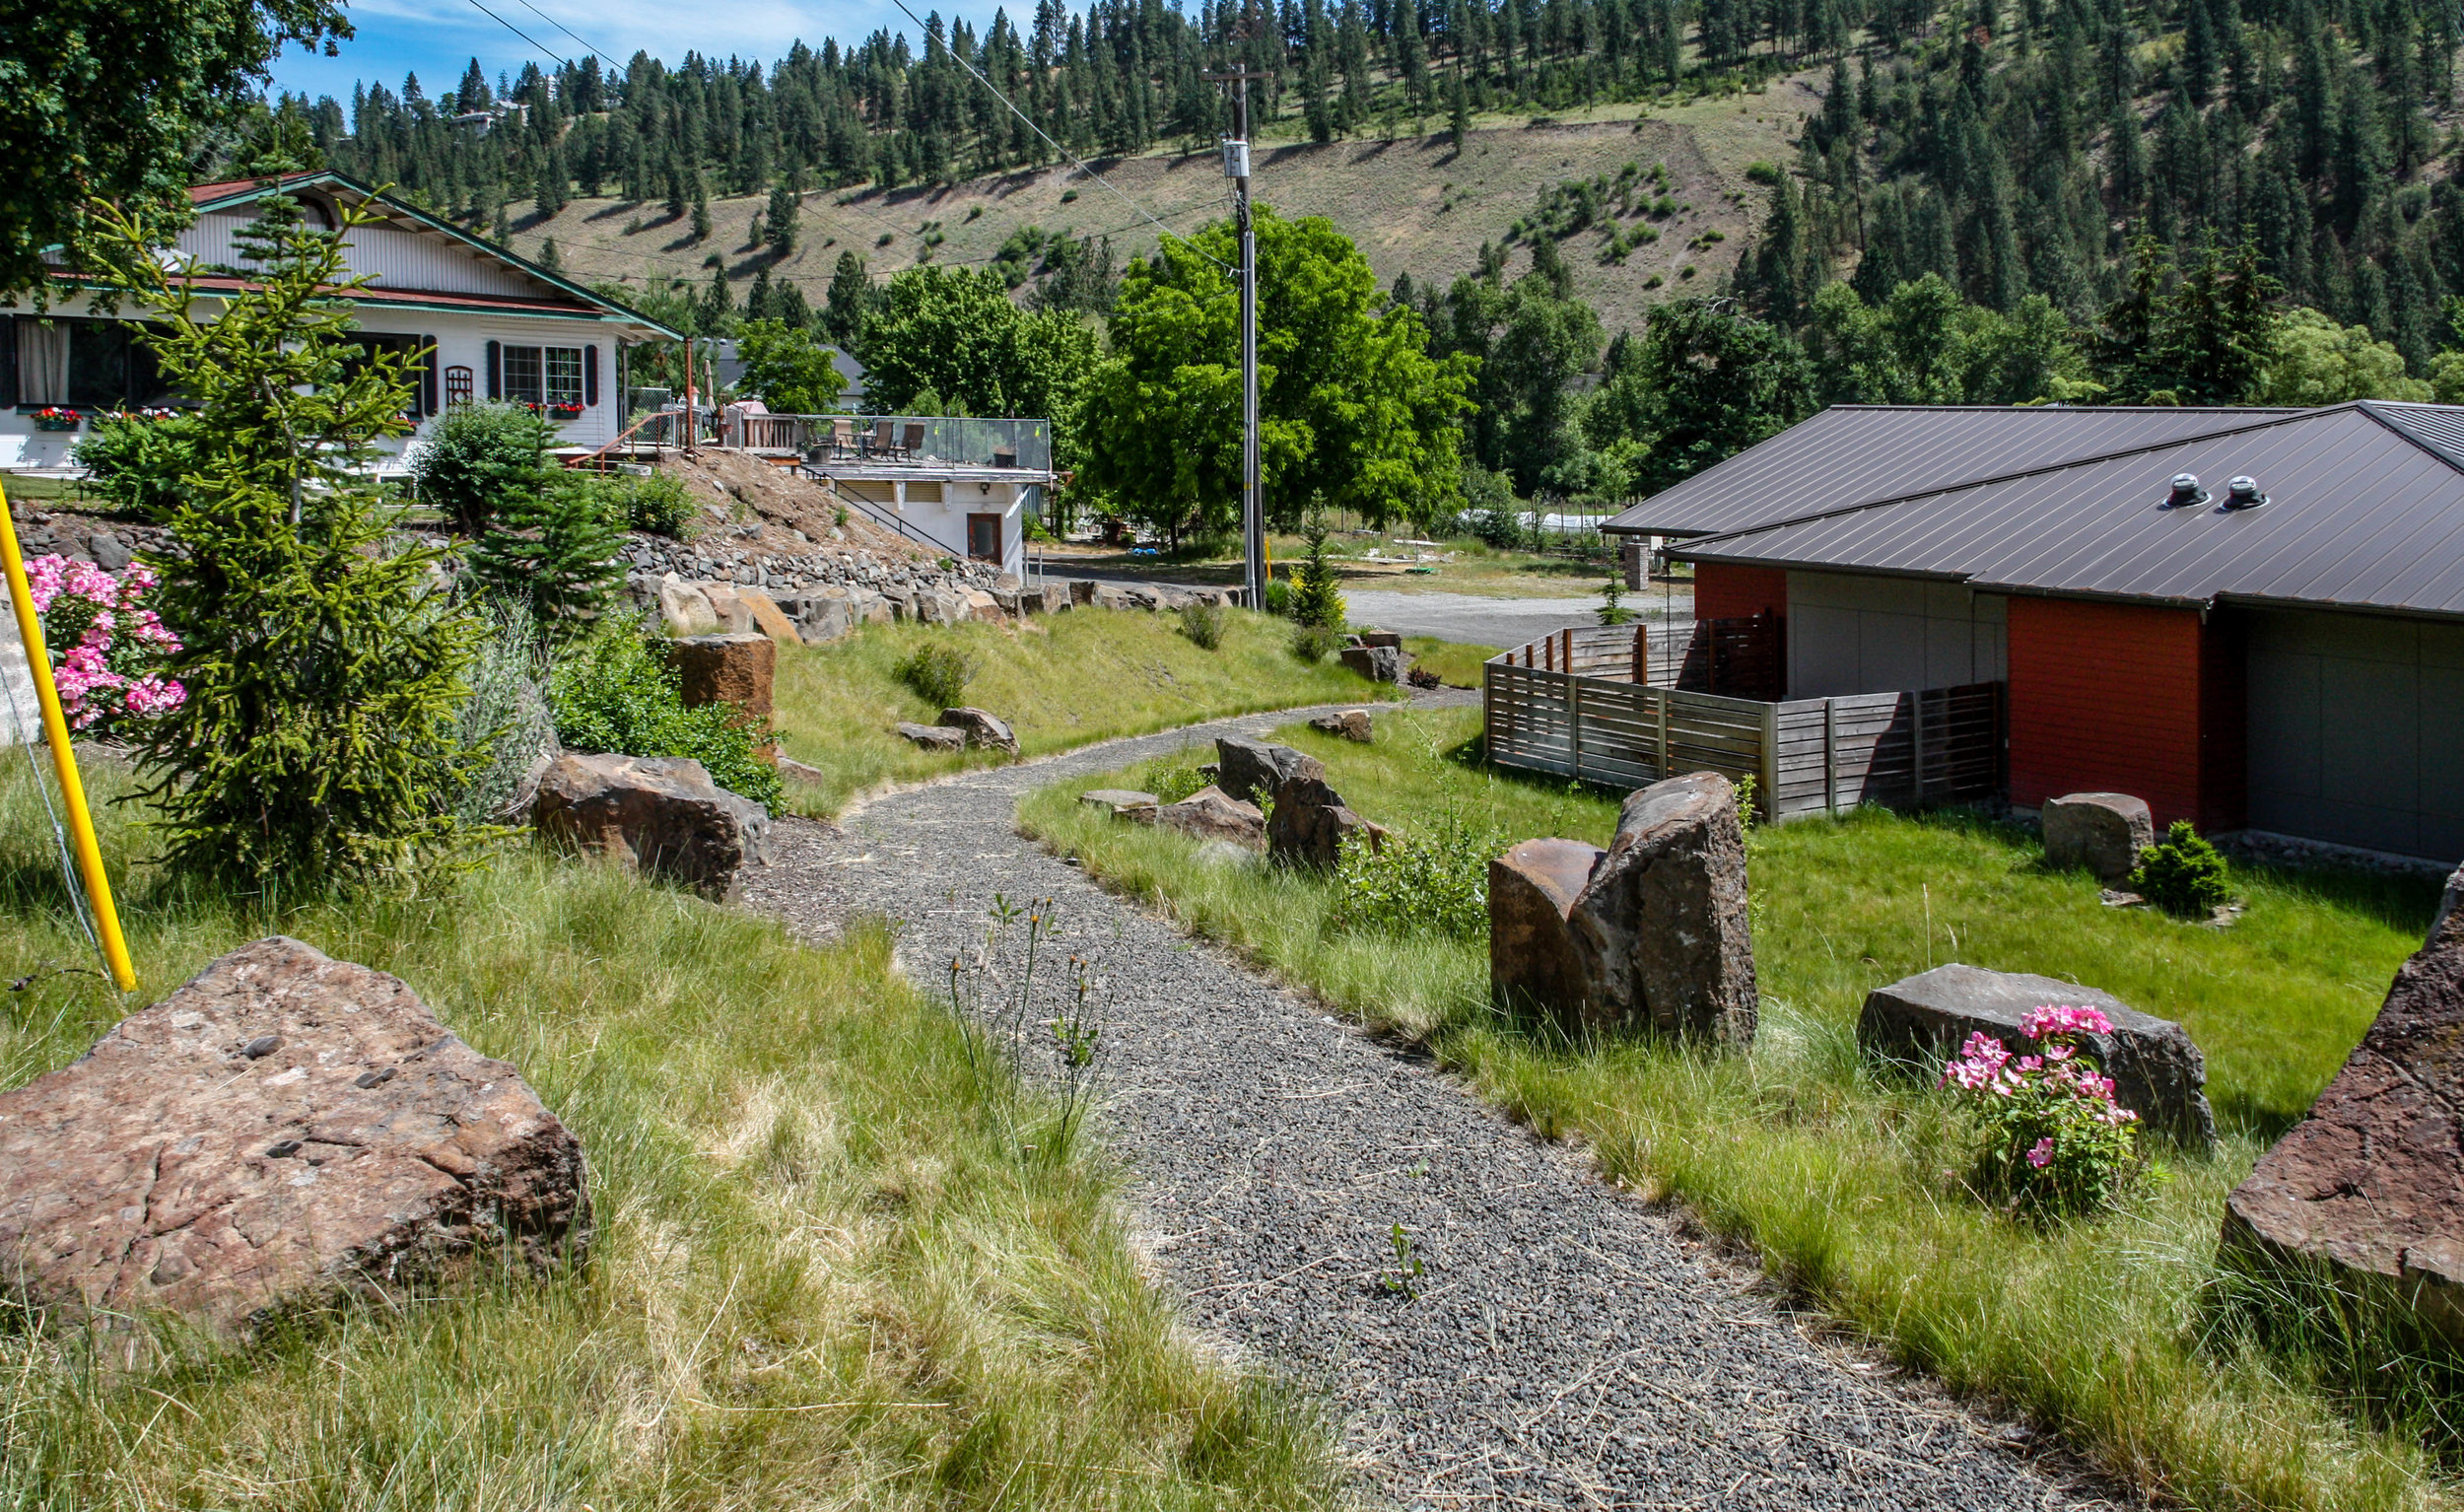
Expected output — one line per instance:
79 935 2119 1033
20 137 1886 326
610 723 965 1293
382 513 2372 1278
1484 625 2004 820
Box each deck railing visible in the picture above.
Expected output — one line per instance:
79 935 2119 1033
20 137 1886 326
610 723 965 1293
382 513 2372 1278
1484 623 2004 820
727 413 1053 471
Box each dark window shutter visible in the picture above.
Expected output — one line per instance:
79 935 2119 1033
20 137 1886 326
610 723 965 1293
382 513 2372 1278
485 340 501 400
584 344 599 406
0 316 16 408
422 337 440 416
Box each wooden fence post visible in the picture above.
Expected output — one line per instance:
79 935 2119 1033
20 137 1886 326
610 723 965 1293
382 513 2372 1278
1656 687 1670 779
1632 623 1646 684
1823 698 1838 814
1759 700 1779 821
1568 669 1582 780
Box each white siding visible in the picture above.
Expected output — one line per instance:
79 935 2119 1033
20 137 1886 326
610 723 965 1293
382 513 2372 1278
1786 570 2008 697
171 208 541 297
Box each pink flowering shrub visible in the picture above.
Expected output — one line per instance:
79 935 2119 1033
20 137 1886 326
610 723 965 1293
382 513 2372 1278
24 555 184 733
1940 1004 2141 1221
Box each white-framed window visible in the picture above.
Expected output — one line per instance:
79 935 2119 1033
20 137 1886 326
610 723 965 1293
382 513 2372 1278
503 344 584 409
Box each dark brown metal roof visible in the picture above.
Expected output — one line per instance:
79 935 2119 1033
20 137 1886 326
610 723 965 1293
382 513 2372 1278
1672 403 2464 619
1602 405 2304 539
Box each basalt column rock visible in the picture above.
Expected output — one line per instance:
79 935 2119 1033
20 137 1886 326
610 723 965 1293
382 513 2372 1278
2224 920 2464 1343
667 632 776 723
939 707 1020 758
1266 766 1389 869
531 753 772 901
1214 735 1317 807
1490 839 1608 1023
2042 792 2156 884
1564 772 1757 1046
0 937 586 1339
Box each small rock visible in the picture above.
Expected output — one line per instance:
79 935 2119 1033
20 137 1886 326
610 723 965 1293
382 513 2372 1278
1356 630 1403 649
1079 788 1160 814
1155 785 1266 849
1266 768 1388 869
2042 792 2155 884
896 722 966 752
87 532 131 572
531 753 772 901
242 1034 282 1059
939 707 1019 758
1858 962 2215 1147
657 575 720 637
1309 709 1375 743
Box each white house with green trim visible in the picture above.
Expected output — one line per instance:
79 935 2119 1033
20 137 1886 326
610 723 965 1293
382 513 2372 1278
0 170 680 472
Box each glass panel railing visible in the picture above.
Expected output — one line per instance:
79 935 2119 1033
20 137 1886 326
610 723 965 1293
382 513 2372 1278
782 415 1052 471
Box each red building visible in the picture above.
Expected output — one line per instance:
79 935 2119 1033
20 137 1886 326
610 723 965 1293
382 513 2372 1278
1607 404 2464 860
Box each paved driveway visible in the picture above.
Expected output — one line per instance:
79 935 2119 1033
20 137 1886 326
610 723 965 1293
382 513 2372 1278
1344 586 1694 649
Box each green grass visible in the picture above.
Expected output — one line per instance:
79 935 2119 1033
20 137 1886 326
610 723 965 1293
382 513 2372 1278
1020 706 2457 1512
1 760 1343 1510
1400 636 1499 688
771 607 1400 814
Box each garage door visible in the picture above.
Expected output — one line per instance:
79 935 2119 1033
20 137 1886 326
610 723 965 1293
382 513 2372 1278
2244 608 2464 860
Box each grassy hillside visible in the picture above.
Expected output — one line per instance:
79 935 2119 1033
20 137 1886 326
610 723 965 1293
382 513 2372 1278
513 88 1815 341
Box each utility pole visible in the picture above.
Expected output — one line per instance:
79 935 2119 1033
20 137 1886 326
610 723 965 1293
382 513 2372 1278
1205 65 1268 609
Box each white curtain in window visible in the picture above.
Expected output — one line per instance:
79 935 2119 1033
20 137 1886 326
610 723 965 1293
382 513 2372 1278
16 321 66 405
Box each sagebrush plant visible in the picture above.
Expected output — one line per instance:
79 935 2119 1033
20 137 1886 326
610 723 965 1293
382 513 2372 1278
70 410 199 519
100 192 487 894
547 622 782 807
898 640 976 709
448 604 556 825
2133 819 2232 915
1939 1005 2143 1222
1179 599 1226 650
20 555 182 734
409 401 555 533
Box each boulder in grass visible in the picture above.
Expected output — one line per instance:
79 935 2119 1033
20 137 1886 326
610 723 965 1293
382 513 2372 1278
1858 963 2215 1148
896 722 966 753
667 632 776 722
1310 709 1376 743
1562 773 1758 1047
1339 644 1405 683
2223 925 2464 1342
531 753 772 901
1155 786 1266 849
2042 792 2155 884
657 575 720 637
0 937 585 1340
1266 769 1389 869
1079 789 1160 820
939 707 1019 758
1356 630 1403 649
1214 735 1318 807
1490 839 1608 1021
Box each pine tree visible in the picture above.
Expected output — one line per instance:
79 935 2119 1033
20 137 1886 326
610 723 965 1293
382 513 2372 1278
765 183 799 256
691 173 713 241
1289 510 1346 629
823 249 873 352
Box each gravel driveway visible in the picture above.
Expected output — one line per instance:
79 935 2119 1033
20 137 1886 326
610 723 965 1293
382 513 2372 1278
743 700 2114 1511
1342 588 1692 651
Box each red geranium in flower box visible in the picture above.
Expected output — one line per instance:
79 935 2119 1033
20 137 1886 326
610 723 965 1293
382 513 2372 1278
32 406 81 432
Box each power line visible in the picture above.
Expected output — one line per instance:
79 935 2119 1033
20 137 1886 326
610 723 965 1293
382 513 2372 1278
460 0 569 71
882 0 1232 271
510 0 629 75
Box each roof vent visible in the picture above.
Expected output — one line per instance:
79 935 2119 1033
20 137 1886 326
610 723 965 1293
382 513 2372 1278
2223 475 2269 512
2163 472 2209 509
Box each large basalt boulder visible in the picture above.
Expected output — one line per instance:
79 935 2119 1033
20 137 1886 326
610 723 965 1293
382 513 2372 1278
939 706 1019 758
1564 773 1757 1046
2223 928 2464 1341
1155 785 1266 849
1490 839 1608 1020
1214 735 1317 807
0 937 585 1338
667 632 776 722
531 753 771 901
2043 792 2155 883
1858 963 2216 1147
1340 644 1405 683
1266 769 1389 868
895 722 965 752
657 575 719 637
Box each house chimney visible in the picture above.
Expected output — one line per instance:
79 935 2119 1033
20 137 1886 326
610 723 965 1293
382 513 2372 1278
2164 472 2209 509
2223 475 2269 511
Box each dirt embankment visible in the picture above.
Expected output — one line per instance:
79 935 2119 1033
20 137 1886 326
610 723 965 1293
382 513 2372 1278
654 449 942 566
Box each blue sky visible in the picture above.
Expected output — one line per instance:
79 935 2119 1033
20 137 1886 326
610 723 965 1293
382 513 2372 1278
263 0 982 104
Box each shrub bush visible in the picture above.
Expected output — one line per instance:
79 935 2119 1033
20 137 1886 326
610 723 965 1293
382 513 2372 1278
2131 819 2231 915
613 470 695 535
1263 578 1294 617
1329 803 1499 940
1939 1005 2141 1222
449 604 557 824
411 401 555 532
1289 624 1342 663
73 411 200 519
1178 600 1225 650
898 641 977 710
468 471 624 636
1147 758 1211 805
546 623 782 808
23 556 184 734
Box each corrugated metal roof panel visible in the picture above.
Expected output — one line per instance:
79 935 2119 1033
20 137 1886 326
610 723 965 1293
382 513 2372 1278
1602 405 2307 539
1673 406 2464 618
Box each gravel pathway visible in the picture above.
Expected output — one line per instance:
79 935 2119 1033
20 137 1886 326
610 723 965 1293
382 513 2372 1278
744 699 2117 1511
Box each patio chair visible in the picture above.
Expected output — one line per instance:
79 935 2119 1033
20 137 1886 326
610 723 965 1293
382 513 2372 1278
832 417 856 458
868 418 895 458
901 422 926 460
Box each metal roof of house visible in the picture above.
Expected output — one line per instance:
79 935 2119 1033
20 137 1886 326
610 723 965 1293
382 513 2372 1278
1602 404 2304 539
1671 402 2464 619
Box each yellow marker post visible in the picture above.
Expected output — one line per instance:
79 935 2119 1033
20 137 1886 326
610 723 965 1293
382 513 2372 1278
0 480 138 991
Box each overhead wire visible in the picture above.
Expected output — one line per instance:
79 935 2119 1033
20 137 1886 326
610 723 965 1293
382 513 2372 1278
460 0 571 72
509 0 631 74
881 0 1233 271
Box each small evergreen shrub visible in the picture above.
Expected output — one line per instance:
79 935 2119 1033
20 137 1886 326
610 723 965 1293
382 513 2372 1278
547 624 782 807
1329 802 1500 940
1178 600 1225 650
1289 512 1345 630
73 411 200 519
898 642 976 710
468 472 624 636
1289 624 1342 663
1596 575 1633 626
411 401 556 532
2131 819 2231 915
1263 578 1294 617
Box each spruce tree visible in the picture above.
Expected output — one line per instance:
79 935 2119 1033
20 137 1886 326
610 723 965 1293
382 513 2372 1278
470 471 624 636
765 183 799 255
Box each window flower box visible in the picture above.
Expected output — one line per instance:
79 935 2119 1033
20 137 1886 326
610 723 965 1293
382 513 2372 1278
547 401 585 420
32 407 81 432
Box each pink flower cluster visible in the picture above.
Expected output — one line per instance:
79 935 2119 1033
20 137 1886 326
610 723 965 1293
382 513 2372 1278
1939 1005 2137 1128
23 555 183 729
